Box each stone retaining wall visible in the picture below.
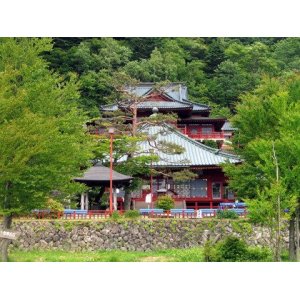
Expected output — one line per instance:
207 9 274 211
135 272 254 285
6 219 289 252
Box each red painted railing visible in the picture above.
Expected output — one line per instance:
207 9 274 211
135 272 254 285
140 210 197 219
25 210 126 220
188 133 224 139
13 207 246 220
176 128 224 139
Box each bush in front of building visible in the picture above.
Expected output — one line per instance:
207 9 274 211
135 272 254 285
216 209 239 219
155 195 175 210
123 210 140 219
40 198 64 219
46 198 64 211
110 211 122 220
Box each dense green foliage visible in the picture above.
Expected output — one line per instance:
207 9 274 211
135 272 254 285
216 210 239 219
0 38 94 216
224 75 300 213
155 195 175 210
44 199 64 212
110 211 122 220
123 210 140 218
43 37 300 115
203 236 273 262
223 74 300 260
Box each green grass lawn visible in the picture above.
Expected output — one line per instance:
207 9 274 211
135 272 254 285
8 248 204 262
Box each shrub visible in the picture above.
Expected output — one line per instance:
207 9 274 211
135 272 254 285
42 198 64 219
203 240 220 262
245 247 272 262
45 198 64 212
124 210 140 219
217 209 238 219
203 236 273 262
110 211 121 220
216 236 248 261
155 195 175 210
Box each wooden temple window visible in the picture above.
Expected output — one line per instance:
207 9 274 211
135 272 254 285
202 124 213 135
190 128 198 135
172 179 208 197
212 182 221 199
174 181 191 197
224 185 235 200
190 179 207 197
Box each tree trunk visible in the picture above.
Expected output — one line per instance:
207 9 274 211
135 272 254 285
1 214 13 262
274 230 281 262
132 102 137 136
272 142 281 262
289 216 296 261
296 208 300 261
124 189 131 211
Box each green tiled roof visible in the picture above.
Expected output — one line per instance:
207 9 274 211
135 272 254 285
120 124 240 167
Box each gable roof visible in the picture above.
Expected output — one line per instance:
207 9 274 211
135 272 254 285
191 102 211 112
129 124 240 168
100 83 212 113
127 82 189 102
134 101 192 110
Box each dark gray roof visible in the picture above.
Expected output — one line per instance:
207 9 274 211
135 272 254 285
101 101 192 111
126 82 188 102
74 165 132 183
100 83 212 113
221 121 237 131
191 102 211 112
135 101 191 110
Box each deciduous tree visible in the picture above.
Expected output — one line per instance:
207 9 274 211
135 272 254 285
224 74 300 260
0 38 94 261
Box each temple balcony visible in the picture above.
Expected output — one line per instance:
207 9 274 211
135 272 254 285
177 127 225 140
187 132 225 140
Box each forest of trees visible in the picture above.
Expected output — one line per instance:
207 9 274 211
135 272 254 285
43 37 300 118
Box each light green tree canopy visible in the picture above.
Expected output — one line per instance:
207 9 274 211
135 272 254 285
223 74 300 260
0 38 94 215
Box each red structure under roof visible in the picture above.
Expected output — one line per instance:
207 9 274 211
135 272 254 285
96 83 238 210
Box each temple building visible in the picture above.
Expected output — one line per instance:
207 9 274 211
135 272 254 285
100 82 236 149
96 83 240 210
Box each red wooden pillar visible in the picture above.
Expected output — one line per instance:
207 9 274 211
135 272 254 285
207 175 213 209
109 130 114 213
